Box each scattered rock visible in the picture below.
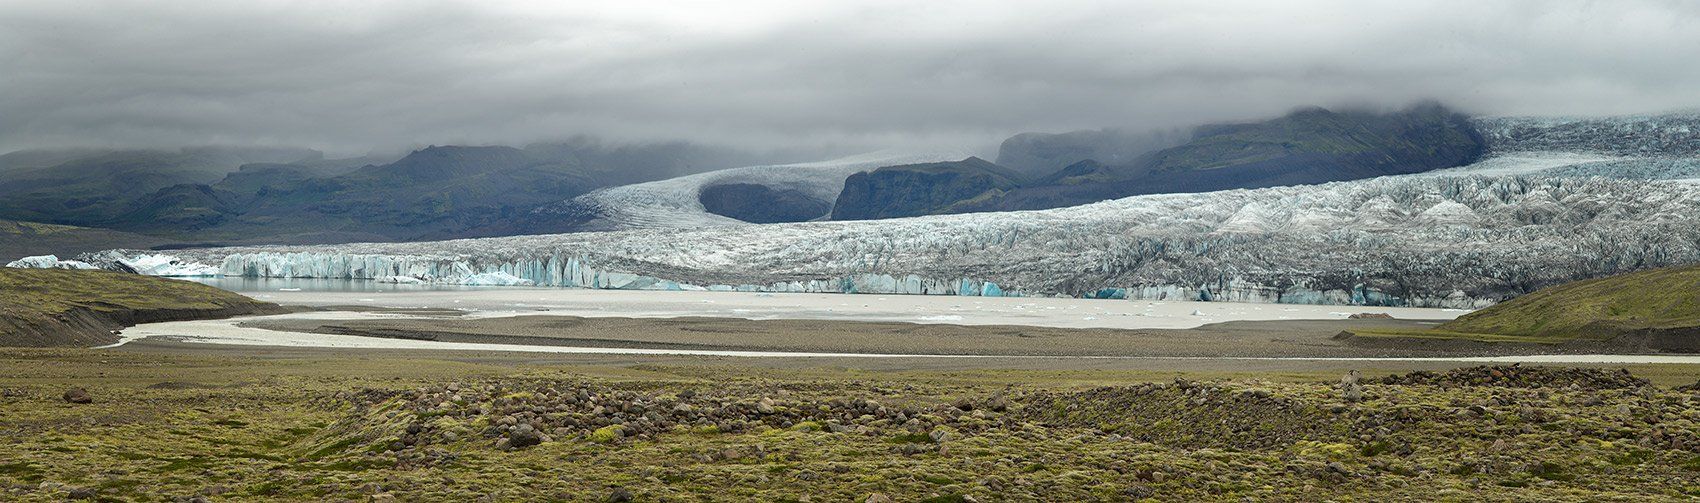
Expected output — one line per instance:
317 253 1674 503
606 487 634 502
1379 365 1647 390
508 423 543 449
62 387 92 404
864 493 893 503
1341 370 1364 403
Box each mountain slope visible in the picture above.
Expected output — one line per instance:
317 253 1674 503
0 219 175 261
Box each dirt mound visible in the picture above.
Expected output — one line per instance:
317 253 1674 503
1378 365 1646 390
1021 380 1344 449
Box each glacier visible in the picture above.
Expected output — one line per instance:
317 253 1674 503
531 150 968 232
79 113 1700 308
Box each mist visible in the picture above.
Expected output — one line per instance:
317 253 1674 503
2 0 1697 156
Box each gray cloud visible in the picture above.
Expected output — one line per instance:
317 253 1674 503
2 0 1697 156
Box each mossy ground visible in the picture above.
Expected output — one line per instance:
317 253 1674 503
0 268 267 316
2 349 1699 501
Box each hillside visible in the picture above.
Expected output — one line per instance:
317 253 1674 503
0 268 284 347
1429 264 1700 344
0 219 175 260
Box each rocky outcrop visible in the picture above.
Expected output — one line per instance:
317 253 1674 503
830 157 1024 220
698 183 830 224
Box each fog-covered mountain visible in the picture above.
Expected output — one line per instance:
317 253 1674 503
0 138 797 246
0 146 326 224
994 128 1189 177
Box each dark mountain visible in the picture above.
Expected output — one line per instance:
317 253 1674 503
699 183 832 224
135 145 602 242
822 103 1486 221
995 128 1188 178
957 103 1487 213
0 136 784 244
830 157 1025 220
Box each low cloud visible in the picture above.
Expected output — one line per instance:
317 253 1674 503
2 0 1697 155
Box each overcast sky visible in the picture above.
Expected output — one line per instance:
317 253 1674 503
2 0 1698 155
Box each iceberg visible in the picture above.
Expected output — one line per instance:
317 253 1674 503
5 255 98 270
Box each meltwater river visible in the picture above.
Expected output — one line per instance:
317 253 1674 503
107 279 1700 363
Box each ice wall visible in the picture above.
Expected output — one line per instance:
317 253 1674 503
199 249 1016 297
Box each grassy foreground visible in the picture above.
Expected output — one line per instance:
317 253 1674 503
0 268 282 346
2 348 1699 501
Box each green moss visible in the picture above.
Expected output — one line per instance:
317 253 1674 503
888 432 933 444
0 461 41 478
304 437 363 460
1531 461 1573 482
590 425 624 444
